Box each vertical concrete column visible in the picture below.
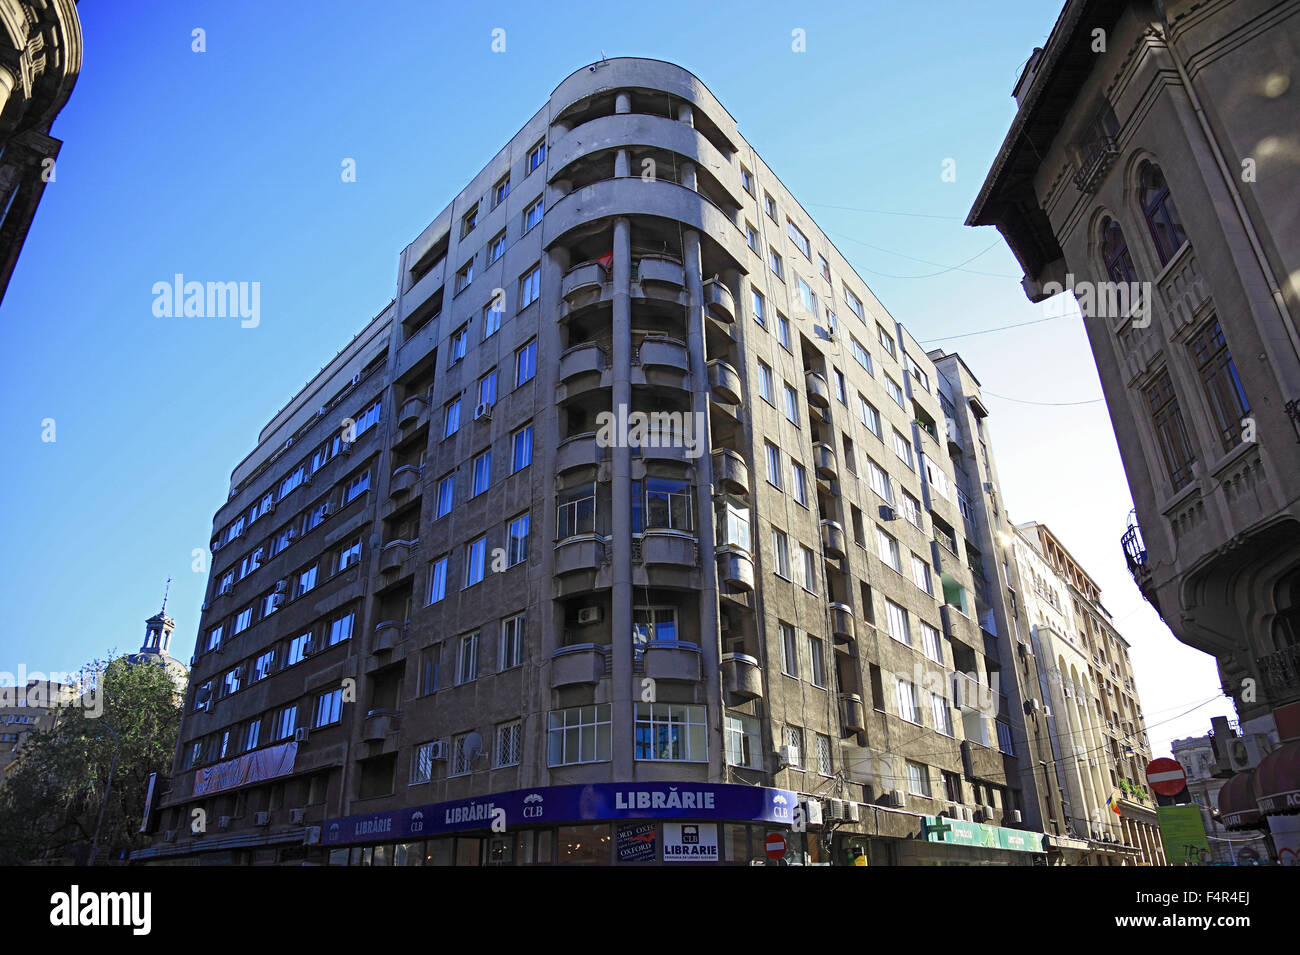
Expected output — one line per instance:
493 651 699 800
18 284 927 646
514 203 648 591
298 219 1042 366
683 227 723 777
611 213 634 777
616 91 631 114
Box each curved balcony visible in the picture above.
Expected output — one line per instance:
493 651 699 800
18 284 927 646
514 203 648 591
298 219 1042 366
379 539 415 573
398 395 427 429
559 341 607 383
371 620 404 654
554 536 606 576
543 178 748 268
812 442 837 480
551 644 607 687
362 709 400 742
634 254 687 294
644 640 702 683
703 278 735 323
722 652 763 700
804 372 830 408
820 519 847 559
707 358 742 405
555 433 604 474
839 693 866 733
636 335 688 373
639 531 697 569
389 465 422 497
712 449 749 495
560 261 608 310
829 603 855 644
716 547 755 591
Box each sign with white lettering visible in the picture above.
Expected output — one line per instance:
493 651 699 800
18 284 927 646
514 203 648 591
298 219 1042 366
663 823 718 862
617 823 657 862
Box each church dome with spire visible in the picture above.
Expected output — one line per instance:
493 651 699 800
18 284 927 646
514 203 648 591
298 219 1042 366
121 580 189 694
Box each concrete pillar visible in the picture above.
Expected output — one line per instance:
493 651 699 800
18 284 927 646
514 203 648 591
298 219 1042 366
683 227 723 777
611 214 634 777
616 91 631 114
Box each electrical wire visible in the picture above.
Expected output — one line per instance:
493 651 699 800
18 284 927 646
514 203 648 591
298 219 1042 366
981 390 1105 407
805 201 966 221
918 314 1069 343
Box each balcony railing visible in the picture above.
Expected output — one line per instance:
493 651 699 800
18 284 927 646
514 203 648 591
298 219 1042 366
1260 644 1300 699
1072 135 1119 194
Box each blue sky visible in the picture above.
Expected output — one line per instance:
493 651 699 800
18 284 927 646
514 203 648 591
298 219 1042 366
0 0 1229 757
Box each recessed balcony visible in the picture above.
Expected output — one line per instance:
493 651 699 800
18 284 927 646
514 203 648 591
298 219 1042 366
829 603 855 644
704 278 735 323
636 335 689 374
644 641 702 682
812 442 837 479
398 395 428 430
839 693 866 732
712 449 749 496
390 465 422 497
707 359 742 405
551 643 608 687
820 520 846 559
555 433 604 473
640 531 697 568
379 539 415 573
561 261 607 310
559 341 607 383
362 709 400 742
805 372 830 408
554 536 606 576
371 620 404 653
716 547 755 591
722 652 763 700
634 254 686 294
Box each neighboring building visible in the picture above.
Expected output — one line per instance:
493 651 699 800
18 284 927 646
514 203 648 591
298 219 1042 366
1172 728 1272 865
967 0 1300 855
1013 521 1164 865
0 0 82 304
136 58 1052 867
0 678 77 779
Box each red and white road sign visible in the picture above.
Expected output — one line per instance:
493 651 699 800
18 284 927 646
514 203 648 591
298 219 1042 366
765 833 786 860
1145 757 1188 796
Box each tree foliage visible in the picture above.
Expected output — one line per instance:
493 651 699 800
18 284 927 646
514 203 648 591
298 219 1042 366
0 653 181 865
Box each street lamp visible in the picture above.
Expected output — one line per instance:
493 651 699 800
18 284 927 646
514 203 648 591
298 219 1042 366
87 720 120 867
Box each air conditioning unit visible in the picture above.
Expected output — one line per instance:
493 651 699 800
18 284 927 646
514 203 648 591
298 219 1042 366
163 829 176 843
428 740 448 760
351 373 361 386
1010 809 1023 824
270 593 285 610
978 805 995 823
294 727 310 743
274 579 288 594
474 401 494 421
290 808 307 825
824 798 847 821
281 438 294 452
800 799 823 826
778 745 800 768
960 807 974 822
218 816 231 830
846 801 860 822
1229 735 1272 772
339 441 354 456
878 504 896 521
576 606 603 625
254 811 271 827
317 406 329 417
1064 687 1073 699
319 502 335 519
944 804 961 819
1043 706 1052 719
888 789 906 808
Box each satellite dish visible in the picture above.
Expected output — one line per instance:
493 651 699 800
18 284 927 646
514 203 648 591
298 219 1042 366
464 732 485 761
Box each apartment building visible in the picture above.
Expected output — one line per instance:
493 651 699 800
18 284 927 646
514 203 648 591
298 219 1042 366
135 57 1048 866
0 0 81 305
967 0 1300 856
0 678 78 779
1014 522 1163 864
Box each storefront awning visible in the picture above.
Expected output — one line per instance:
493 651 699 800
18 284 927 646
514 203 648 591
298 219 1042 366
1217 769 1263 829
1255 738 1300 816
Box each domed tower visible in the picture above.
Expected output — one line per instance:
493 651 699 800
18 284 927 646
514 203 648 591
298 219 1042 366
123 580 189 694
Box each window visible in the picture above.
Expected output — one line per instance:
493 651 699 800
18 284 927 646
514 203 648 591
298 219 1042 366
515 339 537 385
1143 368 1196 491
500 614 525 670
523 196 543 231
877 323 897 358
493 175 510 207
487 229 507 265
724 713 763 769
483 302 501 339
223 666 242 696
868 458 893 503
455 261 473 294
895 677 920 723
449 323 469 362
912 555 933 595
527 139 546 173
460 205 478 238
783 725 803 769
771 529 791 580
997 720 1015 755
757 360 774 402
844 286 864 320
412 742 436 784
920 622 943 663
815 734 833 776
779 622 798 676
877 527 902 573
818 254 831 282
444 398 461 438
777 312 791 350
238 543 263 577
858 395 882 437
885 375 905 408
769 247 784 280
450 733 474 776
1139 162 1187 265
557 483 596 537
253 650 275 682
275 705 298 742
420 652 439 696
511 424 533 472
850 336 872 373
464 536 486 587
746 222 759 251
288 632 311 666
783 383 799 426
764 192 777 220
427 556 448 604
234 607 252 633
751 289 766 326
337 539 362 571
905 760 931 796
796 276 816 314
791 463 808 507
496 721 522 768
644 478 692 531
314 688 343 728
328 612 353 647
457 632 479 684
476 370 497 408
1100 216 1137 285
344 470 370 503
631 606 677 659
280 466 305 499
833 368 846 403
850 506 865 546
787 219 811 258
1190 319 1249 452
471 450 491 496
548 704 612 766
808 636 827 687
893 430 914 468
901 490 922 527
507 512 529 566
435 473 454 518
740 165 754 195
795 545 818 594
885 598 911 646
635 704 707 761
764 441 783 489
206 625 223 652
519 264 541 308
244 719 261 753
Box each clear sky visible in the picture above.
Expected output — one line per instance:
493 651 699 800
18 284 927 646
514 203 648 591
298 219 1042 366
0 0 1230 761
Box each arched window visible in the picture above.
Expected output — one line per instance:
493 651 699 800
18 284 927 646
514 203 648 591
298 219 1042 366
1139 163 1187 265
1100 216 1137 284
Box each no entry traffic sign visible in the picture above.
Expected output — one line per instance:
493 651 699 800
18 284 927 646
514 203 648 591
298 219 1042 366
1146 758 1188 796
765 832 786 860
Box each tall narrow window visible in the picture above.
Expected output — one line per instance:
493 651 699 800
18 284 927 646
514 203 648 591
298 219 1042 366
1143 368 1196 491
1100 216 1137 285
1139 162 1187 265
1189 319 1250 452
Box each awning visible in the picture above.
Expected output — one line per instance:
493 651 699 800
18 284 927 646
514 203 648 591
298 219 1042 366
1216 770 1262 829
1256 738 1300 815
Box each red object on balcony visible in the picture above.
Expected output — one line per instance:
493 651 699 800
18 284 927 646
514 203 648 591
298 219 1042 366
597 252 613 271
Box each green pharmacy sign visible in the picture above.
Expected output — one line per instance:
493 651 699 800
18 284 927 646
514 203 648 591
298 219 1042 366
920 815 1045 853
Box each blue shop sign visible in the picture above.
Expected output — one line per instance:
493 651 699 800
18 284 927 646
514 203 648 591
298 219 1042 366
322 782 798 845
